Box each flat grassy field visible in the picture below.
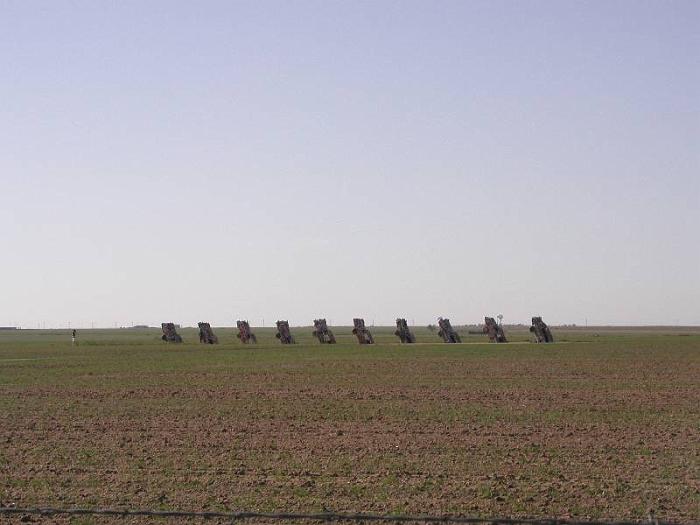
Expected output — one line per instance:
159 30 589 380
0 327 698 524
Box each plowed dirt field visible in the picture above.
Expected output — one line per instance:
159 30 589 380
1 328 698 524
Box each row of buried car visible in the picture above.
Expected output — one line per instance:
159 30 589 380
160 317 554 345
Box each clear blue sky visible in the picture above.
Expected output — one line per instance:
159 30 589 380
1 1 698 328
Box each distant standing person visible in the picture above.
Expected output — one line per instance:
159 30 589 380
72 329 77 345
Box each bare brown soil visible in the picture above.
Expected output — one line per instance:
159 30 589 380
1 339 698 524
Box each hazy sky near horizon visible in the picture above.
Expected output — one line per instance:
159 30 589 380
1 1 698 328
